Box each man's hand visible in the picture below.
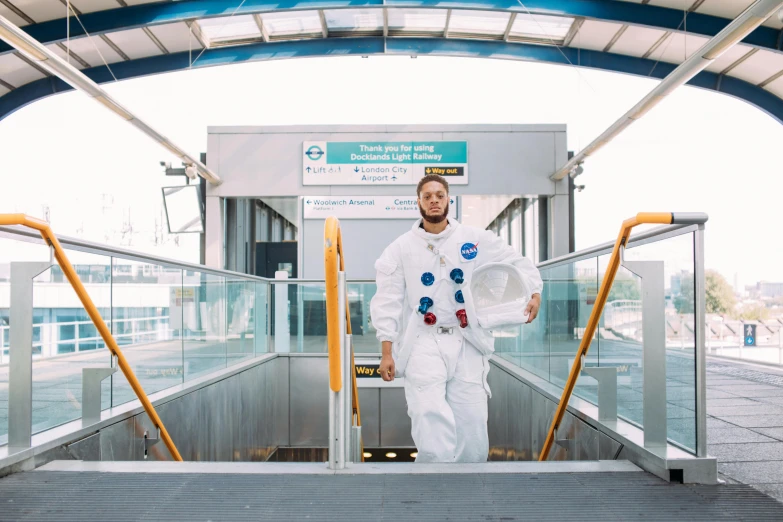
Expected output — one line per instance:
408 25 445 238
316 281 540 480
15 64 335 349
379 354 396 382
525 293 541 323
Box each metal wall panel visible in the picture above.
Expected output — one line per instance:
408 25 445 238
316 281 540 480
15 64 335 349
357 388 380 448
552 411 576 461
487 369 510 460
65 432 101 461
196 377 239 461
271 358 290 447
531 391 553 461
574 416 599 461
135 412 172 462
380 388 413 447
599 431 623 460
99 418 135 461
240 364 265 461
162 390 202 461
289 357 329 446
511 382 532 461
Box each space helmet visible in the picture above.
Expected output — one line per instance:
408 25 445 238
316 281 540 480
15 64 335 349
462 262 533 329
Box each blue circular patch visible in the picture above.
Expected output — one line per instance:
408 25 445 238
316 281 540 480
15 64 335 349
455 291 464 304
421 272 435 286
461 242 478 260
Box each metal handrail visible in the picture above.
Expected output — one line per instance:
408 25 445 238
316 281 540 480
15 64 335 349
538 212 708 461
0 224 377 285
536 223 700 270
0 214 182 461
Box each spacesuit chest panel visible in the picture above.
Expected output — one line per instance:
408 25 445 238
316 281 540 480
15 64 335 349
400 230 482 326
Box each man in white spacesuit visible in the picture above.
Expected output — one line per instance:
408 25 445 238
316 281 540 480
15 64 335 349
370 174 543 463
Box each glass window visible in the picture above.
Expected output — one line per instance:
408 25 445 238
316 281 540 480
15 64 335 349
324 9 384 33
261 11 323 38
509 13 574 44
198 15 261 45
387 9 448 33
448 10 511 36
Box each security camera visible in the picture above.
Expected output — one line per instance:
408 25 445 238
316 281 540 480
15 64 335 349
160 161 171 169
575 184 586 192
185 164 198 180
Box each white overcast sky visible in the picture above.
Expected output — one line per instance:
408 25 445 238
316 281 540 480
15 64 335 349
0 55 780 287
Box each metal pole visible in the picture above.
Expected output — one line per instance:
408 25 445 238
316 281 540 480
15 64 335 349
328 271 347 470
694 227 708 457
345 332 353 462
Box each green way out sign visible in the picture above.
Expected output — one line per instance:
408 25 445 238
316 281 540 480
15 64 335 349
303 141 469 185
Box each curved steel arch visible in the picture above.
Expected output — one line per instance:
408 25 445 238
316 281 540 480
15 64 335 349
1 0 781 56
1 37 781 124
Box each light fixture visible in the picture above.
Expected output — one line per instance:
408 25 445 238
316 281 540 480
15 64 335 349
569 165 584 179
363 452 372 458
629 95 666 120
410 452 418 458
702 17 763 60
160 141 183 158
0 24 48 61
385 452 397 459
94 95 133 121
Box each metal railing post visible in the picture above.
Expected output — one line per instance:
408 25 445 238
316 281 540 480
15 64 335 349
328 270 347 470
8 262 50 450
623 258 667 449
694 226 708 457
274 271 290 353
345 329 353 462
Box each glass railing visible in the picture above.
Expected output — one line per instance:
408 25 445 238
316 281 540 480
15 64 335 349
494 223 705 455
0 228 271 446
1 221 706 456
267 280 378 354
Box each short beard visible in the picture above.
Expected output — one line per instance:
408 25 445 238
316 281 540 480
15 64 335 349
419 202 449 224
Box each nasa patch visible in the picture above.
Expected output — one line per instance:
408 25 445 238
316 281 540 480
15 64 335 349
460 242 478 261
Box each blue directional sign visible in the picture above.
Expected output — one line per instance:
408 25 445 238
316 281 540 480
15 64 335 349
744 323 756 347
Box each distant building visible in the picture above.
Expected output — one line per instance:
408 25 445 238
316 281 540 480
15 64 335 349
759 282 783 299
746 281 783 299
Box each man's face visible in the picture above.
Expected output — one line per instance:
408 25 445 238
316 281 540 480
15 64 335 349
418 181 449 224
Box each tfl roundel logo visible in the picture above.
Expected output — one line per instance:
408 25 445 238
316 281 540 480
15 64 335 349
461 242 478 260
306 145 324 161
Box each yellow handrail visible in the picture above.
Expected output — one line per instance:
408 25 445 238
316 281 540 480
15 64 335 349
0 214 183 461
324 217 344 393
538 212 679 461
324 216 363 461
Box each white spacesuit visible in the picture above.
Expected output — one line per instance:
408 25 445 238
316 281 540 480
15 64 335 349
371 218 543 463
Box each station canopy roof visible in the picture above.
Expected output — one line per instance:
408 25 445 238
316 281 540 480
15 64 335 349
0 0 782 122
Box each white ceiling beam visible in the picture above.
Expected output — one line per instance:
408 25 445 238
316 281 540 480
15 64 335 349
0 13 222 184
319 10 329 38
254 14 270 42
503 13 517 42
551 0 783 181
